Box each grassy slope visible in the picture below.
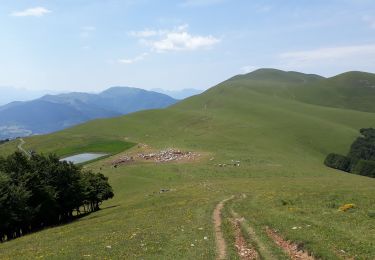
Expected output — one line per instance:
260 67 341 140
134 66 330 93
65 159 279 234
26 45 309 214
1 71 375 259
229 69 375 113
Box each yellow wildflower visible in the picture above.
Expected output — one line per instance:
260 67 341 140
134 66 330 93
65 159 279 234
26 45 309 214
338 203 355 212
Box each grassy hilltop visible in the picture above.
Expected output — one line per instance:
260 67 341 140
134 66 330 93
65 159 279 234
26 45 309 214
1 69 375 259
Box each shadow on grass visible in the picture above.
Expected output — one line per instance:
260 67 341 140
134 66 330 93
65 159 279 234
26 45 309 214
1 204 121 243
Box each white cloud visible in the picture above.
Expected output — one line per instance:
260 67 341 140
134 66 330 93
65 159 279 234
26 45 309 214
130 24 220 52
151 32 220 52
129 24 188 38
122 24 219 64
10 7 51 17
118 53 148 64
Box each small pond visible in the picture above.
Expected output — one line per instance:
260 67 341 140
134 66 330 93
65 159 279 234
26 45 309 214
60 153 108 164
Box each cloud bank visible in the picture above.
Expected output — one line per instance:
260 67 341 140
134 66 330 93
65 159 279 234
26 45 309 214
130 24 220 52
11 7 51 17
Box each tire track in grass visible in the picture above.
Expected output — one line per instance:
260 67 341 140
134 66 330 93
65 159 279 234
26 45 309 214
230 208 274 260
230 214 260 260
216 193 316 260
265 227 315 260
213 196 234 260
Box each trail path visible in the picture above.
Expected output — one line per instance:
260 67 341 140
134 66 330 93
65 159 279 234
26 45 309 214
230 209 273 260
17 138 30 157
230 215 259 259
266 227 315 260
213 194 315 260
213 196 234 260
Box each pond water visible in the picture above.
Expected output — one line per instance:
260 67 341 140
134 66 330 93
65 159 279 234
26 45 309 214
60 153 108 164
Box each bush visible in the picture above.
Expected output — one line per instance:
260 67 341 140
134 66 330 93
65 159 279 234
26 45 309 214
325 129 375 178
352 160 375 178
348 128 375 161
324 153 351 172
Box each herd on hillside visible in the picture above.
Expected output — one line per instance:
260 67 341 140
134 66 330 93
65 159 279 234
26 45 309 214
0 128 374 243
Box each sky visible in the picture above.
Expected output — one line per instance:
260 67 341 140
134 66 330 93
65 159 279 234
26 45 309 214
1 0 375 92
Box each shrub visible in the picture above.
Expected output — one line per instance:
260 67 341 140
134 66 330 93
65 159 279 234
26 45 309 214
352 160 375 178
325 129 375 178
324 153 351 172
348 128 375 161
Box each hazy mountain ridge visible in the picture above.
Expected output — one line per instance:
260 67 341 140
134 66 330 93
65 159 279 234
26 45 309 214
0 87 177 139
0 86 61 106
151 88 203 99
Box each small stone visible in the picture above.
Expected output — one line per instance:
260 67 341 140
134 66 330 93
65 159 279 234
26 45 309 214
106 245 112 249
191 243 195 247
292 226 298 230
204 236 208 240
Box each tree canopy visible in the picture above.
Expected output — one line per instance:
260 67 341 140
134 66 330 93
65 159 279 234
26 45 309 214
325 128 375 178
0 152 113 242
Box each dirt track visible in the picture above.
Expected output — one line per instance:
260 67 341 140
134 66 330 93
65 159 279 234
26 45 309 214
213 196 234 260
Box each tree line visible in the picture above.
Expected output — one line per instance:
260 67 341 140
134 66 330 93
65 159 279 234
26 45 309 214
0 151 114 242
0 139 10 145
325 128 375 178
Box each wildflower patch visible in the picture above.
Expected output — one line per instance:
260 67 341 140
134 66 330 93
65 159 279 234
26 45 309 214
338 203 355 212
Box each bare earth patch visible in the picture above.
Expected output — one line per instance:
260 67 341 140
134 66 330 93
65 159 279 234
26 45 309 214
230 205 274 260
266 227 315 260
231 217 259 260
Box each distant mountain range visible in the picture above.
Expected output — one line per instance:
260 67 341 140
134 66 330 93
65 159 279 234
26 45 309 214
151 88 203 99
0 87 177 139
0 86 60 106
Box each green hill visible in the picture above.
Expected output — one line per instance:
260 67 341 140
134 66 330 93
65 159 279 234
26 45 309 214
228 68 325 83
228 68 375 113
1 69 375 259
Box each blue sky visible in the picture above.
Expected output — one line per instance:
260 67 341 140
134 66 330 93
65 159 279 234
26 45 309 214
1 0 375 92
